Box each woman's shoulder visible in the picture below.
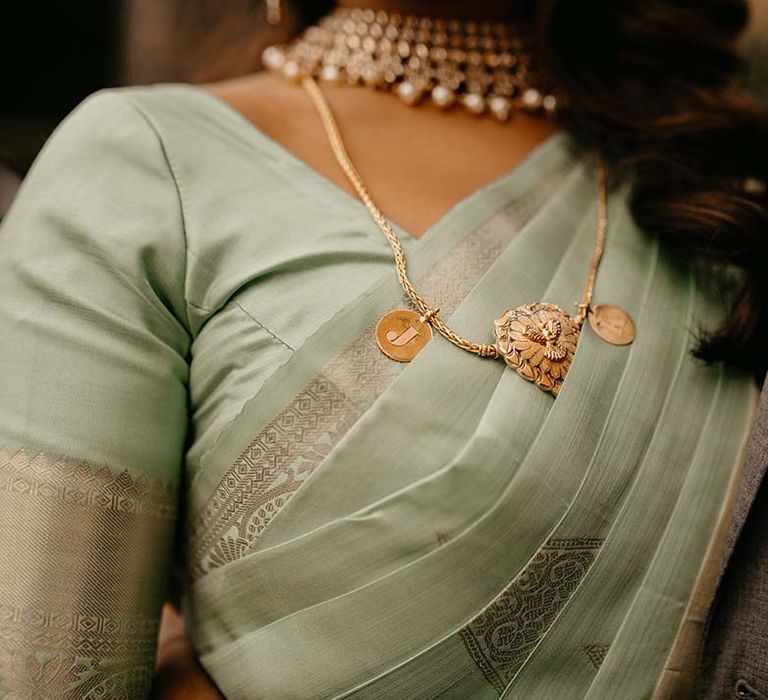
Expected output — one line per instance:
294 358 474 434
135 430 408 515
7 84 188 233
18 83 200 202
31 85 168 169
50 76 282 168
93 73 308 157
27 75 297 237
67 75 311 189
1 83 193 332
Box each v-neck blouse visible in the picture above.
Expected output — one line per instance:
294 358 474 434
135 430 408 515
63 82 570 478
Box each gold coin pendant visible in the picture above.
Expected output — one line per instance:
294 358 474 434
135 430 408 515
375 309 434 362
588 304 636 345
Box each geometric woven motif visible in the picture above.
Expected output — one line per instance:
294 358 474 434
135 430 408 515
0 447 177 698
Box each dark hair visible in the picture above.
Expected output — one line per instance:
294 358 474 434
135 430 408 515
209 0 768 380
528 0 768 382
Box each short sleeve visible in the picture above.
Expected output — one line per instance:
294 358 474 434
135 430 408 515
0 89 190 698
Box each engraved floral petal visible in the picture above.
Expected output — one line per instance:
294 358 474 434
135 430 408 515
518 361 537 380
538 371 555 390
506 352 522 369
530 345 546 366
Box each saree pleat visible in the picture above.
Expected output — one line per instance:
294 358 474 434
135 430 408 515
583 373 753 698
497 274 717 697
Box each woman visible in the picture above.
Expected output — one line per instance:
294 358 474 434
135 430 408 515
1 0 766 698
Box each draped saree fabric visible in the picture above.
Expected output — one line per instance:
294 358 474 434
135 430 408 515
177 92 755 697
0 83 756 698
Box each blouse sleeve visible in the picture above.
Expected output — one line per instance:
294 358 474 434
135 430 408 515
0 89 189 698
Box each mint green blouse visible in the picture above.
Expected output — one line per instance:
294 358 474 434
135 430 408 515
0 83 756 699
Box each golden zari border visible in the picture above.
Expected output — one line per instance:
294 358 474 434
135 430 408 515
0 447 178 699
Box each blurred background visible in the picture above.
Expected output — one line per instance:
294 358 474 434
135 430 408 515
1 0 767 220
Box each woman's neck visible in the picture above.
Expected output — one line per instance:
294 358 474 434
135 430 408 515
335 0 515 22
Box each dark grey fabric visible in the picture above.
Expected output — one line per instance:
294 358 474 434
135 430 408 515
697 382 768 699
694 36 768 700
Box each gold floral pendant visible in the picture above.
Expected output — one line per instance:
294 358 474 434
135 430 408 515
493 302 580 396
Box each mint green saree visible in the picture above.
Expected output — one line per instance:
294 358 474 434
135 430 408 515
0 83 757 699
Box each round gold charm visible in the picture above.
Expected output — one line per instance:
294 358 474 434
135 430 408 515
375 309 433 362
588 304 635 346
493 302 580 396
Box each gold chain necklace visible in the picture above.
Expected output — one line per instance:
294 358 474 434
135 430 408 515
301 75 635 396
262 5 559 121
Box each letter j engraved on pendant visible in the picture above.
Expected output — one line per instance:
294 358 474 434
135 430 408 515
375 309 434 362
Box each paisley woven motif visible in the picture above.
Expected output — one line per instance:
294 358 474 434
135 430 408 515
458 538 603 692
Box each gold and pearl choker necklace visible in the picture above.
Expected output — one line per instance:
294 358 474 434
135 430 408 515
262 6 559 121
